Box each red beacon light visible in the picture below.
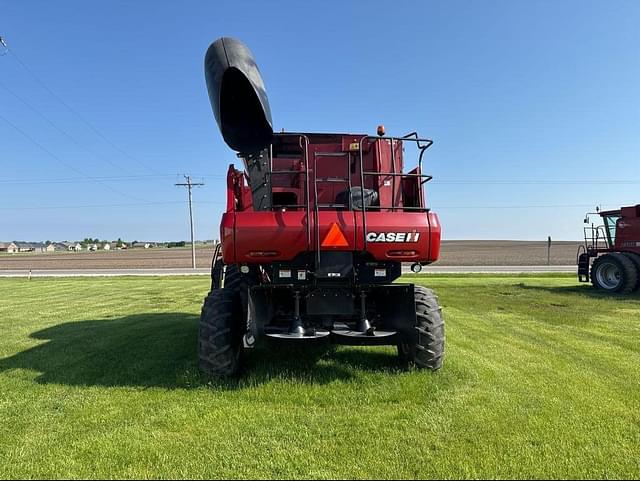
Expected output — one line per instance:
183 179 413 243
377 125 385 136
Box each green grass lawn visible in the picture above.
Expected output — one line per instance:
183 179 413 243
0 275 638 479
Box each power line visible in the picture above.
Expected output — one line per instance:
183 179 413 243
0 112 148 203
436 203 614 210
0 174 226 185
0 198 621 212
0 200 224 211
175 175 205 269
431 180 639 185
192 175 635 185
3 40 160 175
0 78 133 174
0 201 191 211
0 174 176 185
0 174 634 186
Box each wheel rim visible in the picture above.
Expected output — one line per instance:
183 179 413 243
595 261 622 290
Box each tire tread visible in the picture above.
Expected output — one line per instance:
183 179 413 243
398 286 445 370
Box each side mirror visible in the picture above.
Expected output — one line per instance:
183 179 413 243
583 217 589 224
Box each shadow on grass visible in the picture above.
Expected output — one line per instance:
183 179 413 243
0 313 404 390
516 282 640 300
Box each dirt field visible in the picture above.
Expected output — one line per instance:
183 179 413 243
439 240 581 266
0 241 581 270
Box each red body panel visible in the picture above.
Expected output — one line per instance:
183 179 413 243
220 132 441 265
615 205 640 254
222 210 441 264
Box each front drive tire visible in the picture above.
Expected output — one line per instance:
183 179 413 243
398 286 445 370
198 288 245 377
591 253 638 294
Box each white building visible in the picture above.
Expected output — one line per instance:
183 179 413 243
0 242 18 253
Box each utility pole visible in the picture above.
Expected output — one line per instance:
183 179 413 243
175 175 204 269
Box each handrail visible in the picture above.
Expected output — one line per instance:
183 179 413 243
300 135 311 252
584 225 610 251
358 134 434 252
269 133 311 250
266 133 434 256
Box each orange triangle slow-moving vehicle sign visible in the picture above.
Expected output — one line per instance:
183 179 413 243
321 222 349 248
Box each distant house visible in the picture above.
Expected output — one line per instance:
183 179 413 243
0 242 18 254
56 241 81 252
45 244 56 253
14 242 32 253
87 244 98 252
14 242 46 253
103 243 111 251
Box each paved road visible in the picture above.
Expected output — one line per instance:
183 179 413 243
0 265 576 278
416 265 576 274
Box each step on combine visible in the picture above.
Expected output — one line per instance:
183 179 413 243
199 37 445 376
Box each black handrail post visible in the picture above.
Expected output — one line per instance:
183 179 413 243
313 151 320 268
358 136 369 253
390 137 396 213
300 135 311 252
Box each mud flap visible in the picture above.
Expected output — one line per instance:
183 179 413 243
248 286 271 341
370 284 417 342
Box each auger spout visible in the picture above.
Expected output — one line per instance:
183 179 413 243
204 37 273 154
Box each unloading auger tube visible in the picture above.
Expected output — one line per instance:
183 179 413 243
205 37 274 210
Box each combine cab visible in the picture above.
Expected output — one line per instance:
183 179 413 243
199 37 444 376
578 205 640 294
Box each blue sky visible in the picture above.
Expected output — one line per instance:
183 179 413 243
1 0 638 241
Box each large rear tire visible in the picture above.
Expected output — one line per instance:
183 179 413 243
591 253 638 294
198 288 245 377
398 286 445 370
223 264 246 293
621 252 640 292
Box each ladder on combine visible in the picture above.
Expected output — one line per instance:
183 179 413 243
267 133 435 268
577 225 613 283
577 246 590 282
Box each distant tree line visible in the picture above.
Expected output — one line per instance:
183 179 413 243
68 238 207 248
167 241 186 248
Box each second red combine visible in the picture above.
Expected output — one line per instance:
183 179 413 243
199 37 444 376
578 205 640 293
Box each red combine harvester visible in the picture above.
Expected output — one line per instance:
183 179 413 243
199 37 444 376
578 205 640 293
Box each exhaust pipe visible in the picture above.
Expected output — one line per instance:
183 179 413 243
204 37 273 154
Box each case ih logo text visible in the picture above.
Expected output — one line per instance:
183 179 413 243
366 232 420 243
